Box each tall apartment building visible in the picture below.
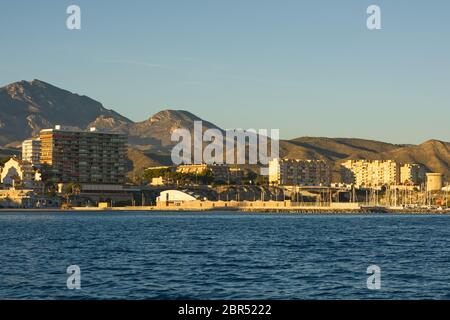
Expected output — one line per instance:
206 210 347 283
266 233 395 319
22 138 41 166
400 163 425 185
268 158 331 186
39 126 127 185
341 160 400 187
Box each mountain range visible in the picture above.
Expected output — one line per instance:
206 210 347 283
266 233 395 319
0 79 449 180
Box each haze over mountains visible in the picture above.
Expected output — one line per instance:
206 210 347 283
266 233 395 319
0 79 449 180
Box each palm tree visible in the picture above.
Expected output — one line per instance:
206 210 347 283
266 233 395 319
64 183 81 206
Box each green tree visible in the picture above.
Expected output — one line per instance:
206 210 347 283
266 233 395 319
142 167 172 183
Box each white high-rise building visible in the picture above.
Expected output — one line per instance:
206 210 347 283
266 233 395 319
268 158 331 186
21 138 41 166
400 163 425 185
341 160 400 188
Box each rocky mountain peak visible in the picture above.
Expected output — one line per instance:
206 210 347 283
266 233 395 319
0 79 131 144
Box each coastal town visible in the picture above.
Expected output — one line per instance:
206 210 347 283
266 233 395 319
3 1 450 305
0 125 448 213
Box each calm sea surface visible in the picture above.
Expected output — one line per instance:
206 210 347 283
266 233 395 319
1 211 450 300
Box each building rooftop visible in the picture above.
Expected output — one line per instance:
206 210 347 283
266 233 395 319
40 125 124 135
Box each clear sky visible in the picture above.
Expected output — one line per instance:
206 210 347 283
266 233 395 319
0 0 449 143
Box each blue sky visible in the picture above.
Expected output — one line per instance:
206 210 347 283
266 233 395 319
0 0 449 143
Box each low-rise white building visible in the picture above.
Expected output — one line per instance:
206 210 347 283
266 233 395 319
157 190 199 203
0 188 35 208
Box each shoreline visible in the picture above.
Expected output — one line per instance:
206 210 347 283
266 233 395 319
1 206 449 214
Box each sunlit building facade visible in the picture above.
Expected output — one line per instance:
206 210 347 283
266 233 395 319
268 158 331 186
342 160 400 187
39 126 127 184
22 138 41 166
